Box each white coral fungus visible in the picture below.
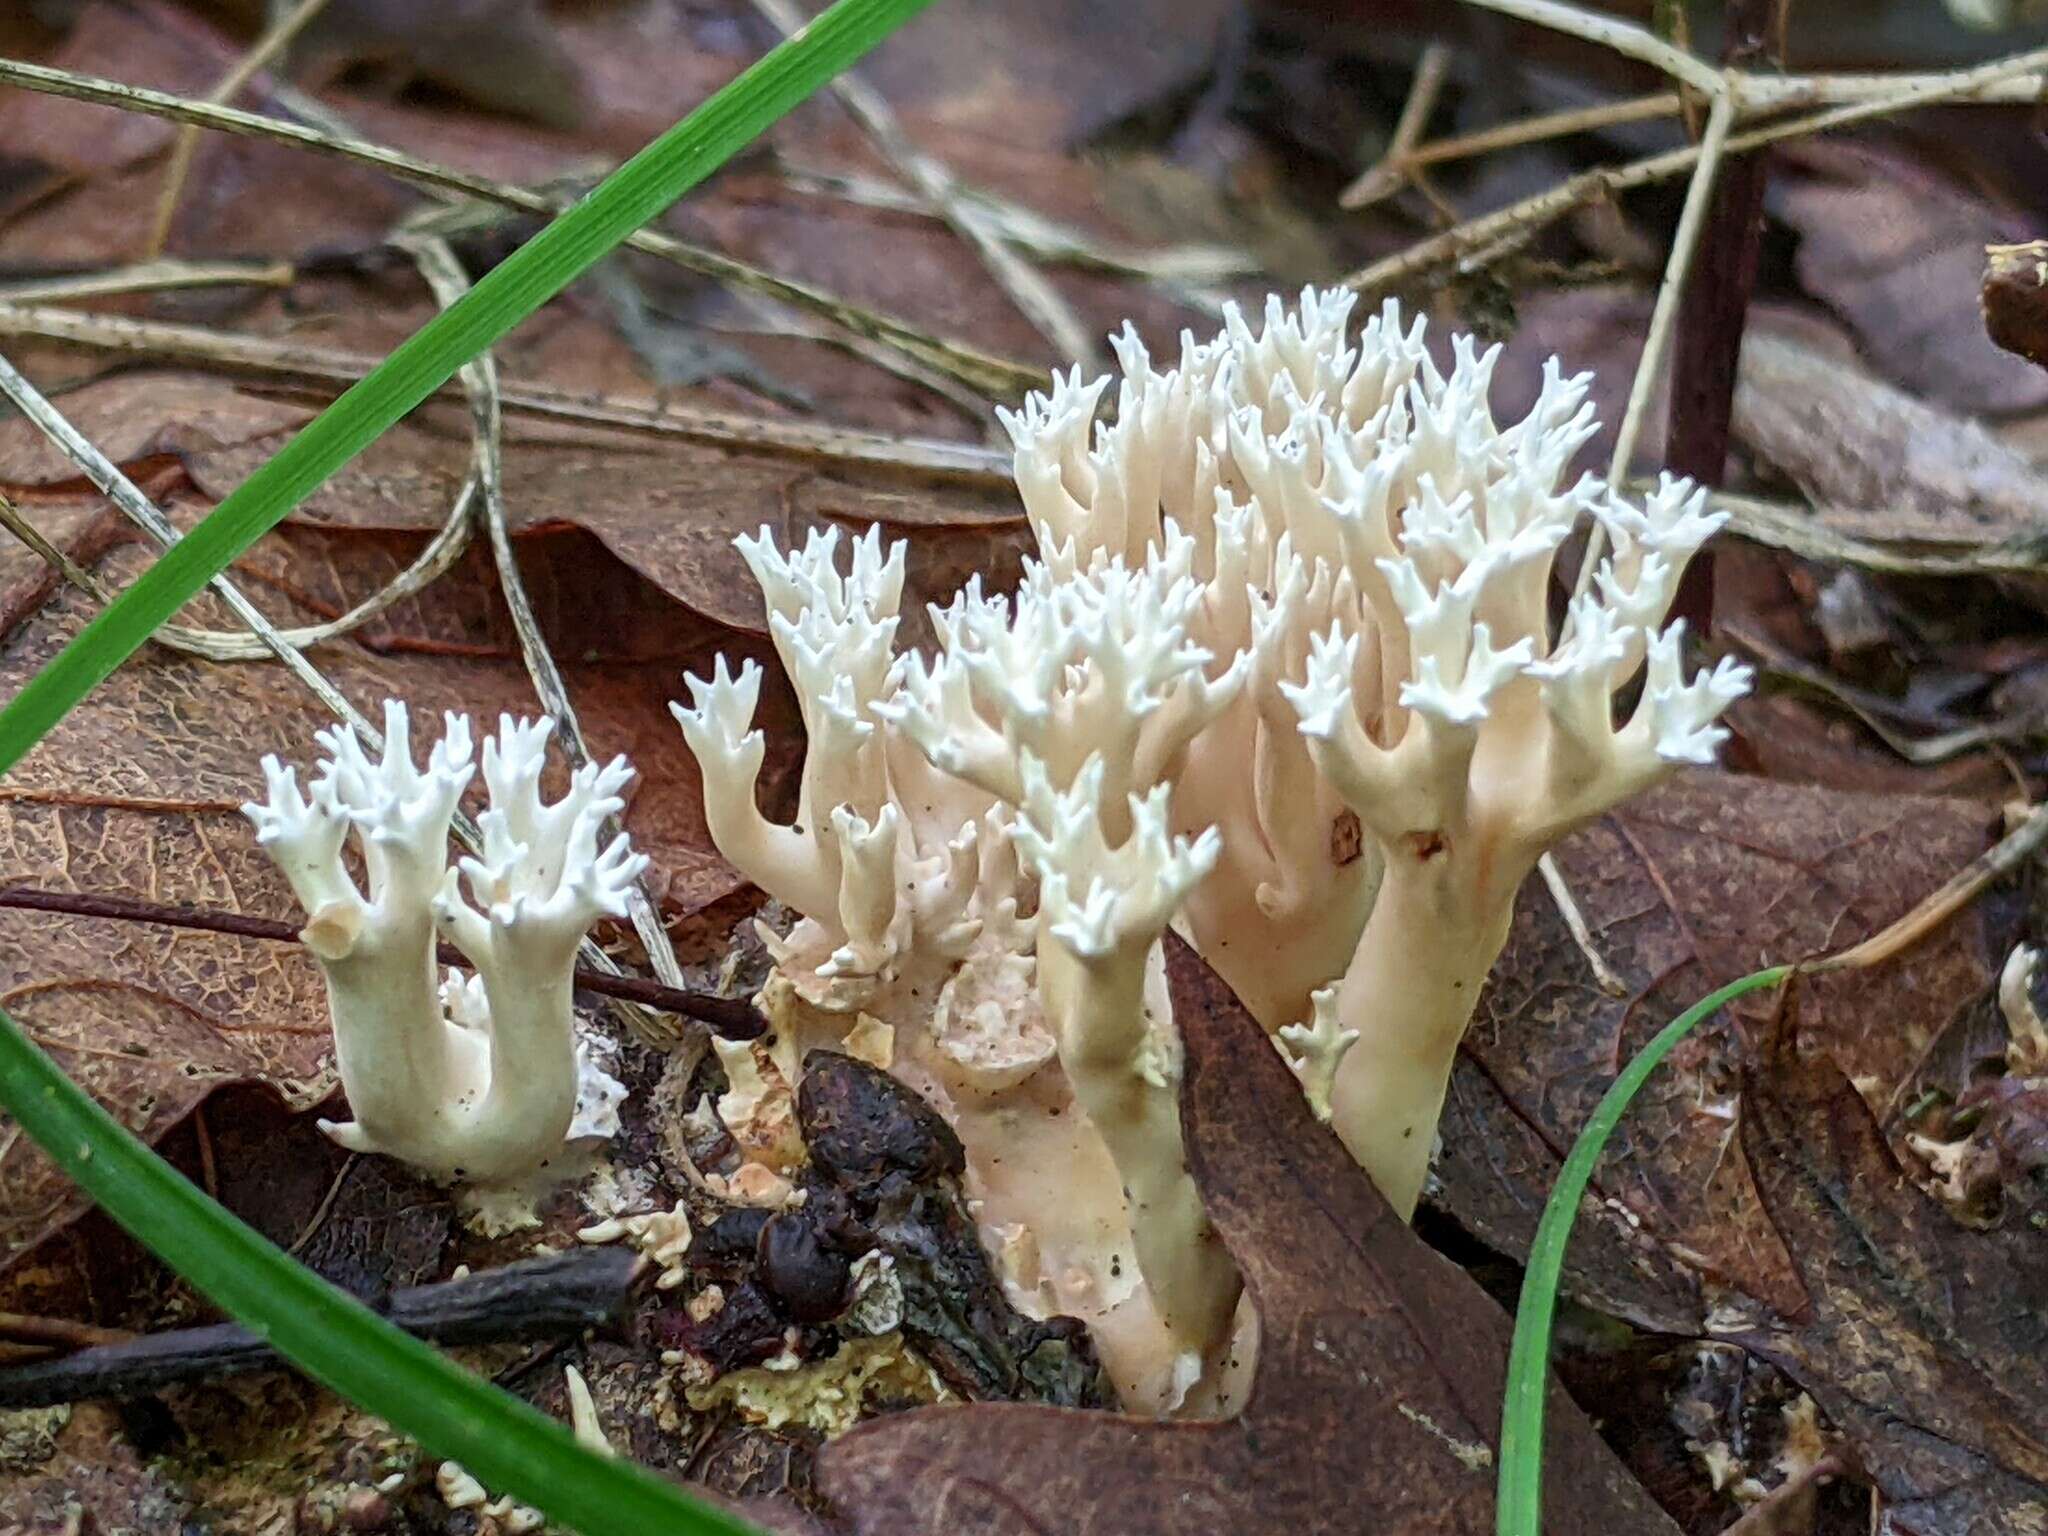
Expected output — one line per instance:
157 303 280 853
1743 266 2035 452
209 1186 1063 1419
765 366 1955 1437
244 702 644 1200
1002 286 1751 1217
676 286 1750 1410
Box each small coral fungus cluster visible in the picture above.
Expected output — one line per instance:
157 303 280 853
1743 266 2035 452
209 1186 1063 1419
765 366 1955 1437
247 288 1748 1415
243 704 641 1229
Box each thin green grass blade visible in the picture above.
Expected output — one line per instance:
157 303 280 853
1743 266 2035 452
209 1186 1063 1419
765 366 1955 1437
1495 963 1791 1535
0 1003 757 1535
0 0 934 780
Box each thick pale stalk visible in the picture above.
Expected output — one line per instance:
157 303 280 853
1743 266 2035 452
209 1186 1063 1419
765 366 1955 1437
1035 936 1240 1376
306 908 455 1146
1327 852 1518 1219
466 958 581 1174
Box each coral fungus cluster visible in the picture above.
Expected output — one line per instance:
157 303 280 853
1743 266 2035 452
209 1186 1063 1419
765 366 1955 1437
250 288 1748 1412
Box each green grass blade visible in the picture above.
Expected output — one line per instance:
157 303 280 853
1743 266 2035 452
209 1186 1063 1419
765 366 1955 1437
0 0 935 781
1495 963 1791 1535
0 1003 757 1535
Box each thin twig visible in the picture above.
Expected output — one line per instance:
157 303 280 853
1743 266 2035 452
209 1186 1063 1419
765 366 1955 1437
0 1312 133 1350
0 479 478 664
1661 0 1789 633
0 259 293 304
1345 46 2048 298
1341 43 1455 210
1700 488 2048 576
191 1102 219 1199
285 1154 356 1255
0 1249 637 1407
1810 800 2048 974
1455 0 1724 94
0 57 1046 401
0 885 763 1037
0 490 114 603
0 346 381 735
1391 92 1682 177
0 302 1012 484
746 0 1100 369
401 233 694 1021
1536 853 1630 996
1572 88 1736 599
142 0 336 258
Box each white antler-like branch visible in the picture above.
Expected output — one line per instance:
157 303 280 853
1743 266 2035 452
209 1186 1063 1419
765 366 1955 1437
244 702 640 1213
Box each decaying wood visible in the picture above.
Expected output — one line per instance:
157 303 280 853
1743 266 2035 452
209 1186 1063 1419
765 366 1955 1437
1984 240 2048 371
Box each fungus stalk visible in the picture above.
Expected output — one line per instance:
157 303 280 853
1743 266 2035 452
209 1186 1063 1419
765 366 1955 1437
677 525 1247 1412
1012 756 1240 1395
1284 479 1749 1217
244 703 643 1210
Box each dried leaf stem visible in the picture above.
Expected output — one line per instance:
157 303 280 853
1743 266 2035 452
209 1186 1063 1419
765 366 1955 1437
142 0 336 258
1809 799 2048 975
1340 42 1455 212
1460 0 1722 90
1573 88 1736 598
0 259 293 304
1344 42 2048 296
0 482 474 662
0 885 763 1036
0 56 1044 401
0 302 1012 484
747 0 1099 368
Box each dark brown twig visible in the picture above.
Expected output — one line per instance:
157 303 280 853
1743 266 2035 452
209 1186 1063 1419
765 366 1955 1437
0 1249 638 1408
1663 0 1789 631
0 886 764 1039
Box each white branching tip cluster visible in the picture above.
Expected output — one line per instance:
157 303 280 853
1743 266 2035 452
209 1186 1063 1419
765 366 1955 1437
997 284 1753 1221
1276 985 1356 1124
1011 755 1219 969
880 526 1250 838
243 701 641 1201
671 526 997 1008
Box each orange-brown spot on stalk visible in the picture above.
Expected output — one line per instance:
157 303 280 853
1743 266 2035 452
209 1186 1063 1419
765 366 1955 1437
1402 830 1448 862
1331 810 1364 867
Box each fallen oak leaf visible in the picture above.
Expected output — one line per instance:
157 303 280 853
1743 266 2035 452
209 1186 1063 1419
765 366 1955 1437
806 937 1680 1536
1725 1046 2048 1535
172 401 1029 638
1436 771 1998 1336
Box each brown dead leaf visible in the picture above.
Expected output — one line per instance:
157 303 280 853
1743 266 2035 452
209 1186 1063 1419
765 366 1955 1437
0 488 759 1271
1727 1050 2048 1535
807 938 1680 1536
0 4 415 267
166 392 1027 637
0 4 208 188
1774 140 2048 418
0 376 311 488
852 0 1235 151
1434 770 1999 1333
1733 324 2048 548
